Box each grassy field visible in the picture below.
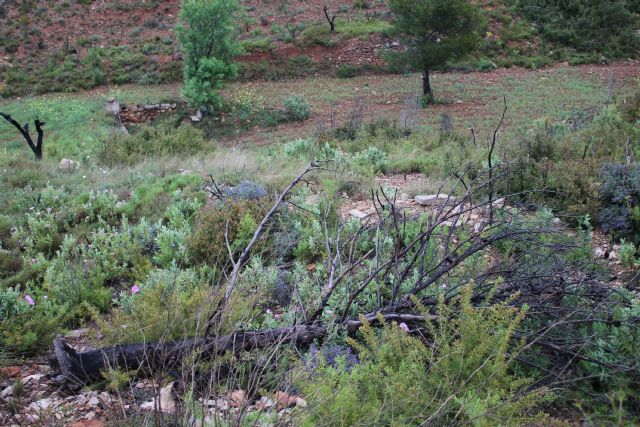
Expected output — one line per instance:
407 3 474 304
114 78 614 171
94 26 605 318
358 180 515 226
2 62 637 161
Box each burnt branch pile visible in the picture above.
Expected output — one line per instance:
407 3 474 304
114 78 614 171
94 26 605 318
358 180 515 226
52 159 638 400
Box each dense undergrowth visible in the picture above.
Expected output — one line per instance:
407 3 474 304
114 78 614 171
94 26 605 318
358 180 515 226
1 74 639 423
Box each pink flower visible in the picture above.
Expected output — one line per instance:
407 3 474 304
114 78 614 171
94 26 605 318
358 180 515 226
131 285 140 295
399 322 409 332
274 313 281 320
24 295 35 306
266 309 272 315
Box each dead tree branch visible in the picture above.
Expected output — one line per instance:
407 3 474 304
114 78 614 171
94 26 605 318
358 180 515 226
0 111 45 160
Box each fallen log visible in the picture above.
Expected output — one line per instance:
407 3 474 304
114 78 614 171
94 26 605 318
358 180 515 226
54 325 326 385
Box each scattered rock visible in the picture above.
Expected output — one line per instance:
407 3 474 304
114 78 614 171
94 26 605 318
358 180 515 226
609 251 618 260
230 389 246 404
414 194 457 207
1 385 12 398
275 391 297 407
190 109 203 123
255 396 276 410
0 367 21 378
25 414 40 423
23 373 45 385
88 396 100 406
140 383 176 414
30 397 53 410
594 247 605 259
65 328 91 339
58 158 78 172
203 398 229 410
399 192 411 201
348 209 371 220
491 197 505 208
71 420 105 427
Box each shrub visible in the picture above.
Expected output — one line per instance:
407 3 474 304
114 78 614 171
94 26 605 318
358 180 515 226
297 286 549 425
188 201 268 268
284 95 311 121
599 162 640 245
351 146 389 174
618 239 637 267
513 0 640 58
0 289 67 354
96 124 208 165
337 64 358 78
102 267 212 344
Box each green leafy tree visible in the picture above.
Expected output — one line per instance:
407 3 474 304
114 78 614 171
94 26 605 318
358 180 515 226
177 0 240 110
388 0 483 96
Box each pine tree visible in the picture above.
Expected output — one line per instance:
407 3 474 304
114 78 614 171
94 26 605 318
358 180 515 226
177 0 240 110
388 0 483 97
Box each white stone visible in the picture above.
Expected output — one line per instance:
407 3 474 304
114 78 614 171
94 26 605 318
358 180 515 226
348 209 371 220
140 384 176 414
31 397 53 410
594 247 605 259
23 373 45 384
65 328 90 339
256 396 276 409
58 158 77 172
1 386 12 398
88 396 100 406
399 193 411 201
414 194 457 207
609 251 618 260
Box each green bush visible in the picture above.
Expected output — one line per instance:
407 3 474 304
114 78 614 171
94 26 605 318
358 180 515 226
351 146 389 174
297 286 549 425
618 239 637 267
337 64 358 78
284 95 311 121
96 124 208 165
513 0 640 58
100 267 212 344
188 201 268 268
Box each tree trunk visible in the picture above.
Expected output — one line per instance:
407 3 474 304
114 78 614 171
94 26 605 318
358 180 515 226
53 325 326 385
422 65 432 97
0 112 45 161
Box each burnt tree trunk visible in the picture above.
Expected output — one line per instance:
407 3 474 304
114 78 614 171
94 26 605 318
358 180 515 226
53 325 326 385
323 5 336 32
422 65 432 97
0 112 45 161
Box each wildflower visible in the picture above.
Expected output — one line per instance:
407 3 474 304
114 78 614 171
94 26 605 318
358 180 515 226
274 313 281 320
131 285 140 295
266 308 272 315
399 322 409 332
24 295 35 306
